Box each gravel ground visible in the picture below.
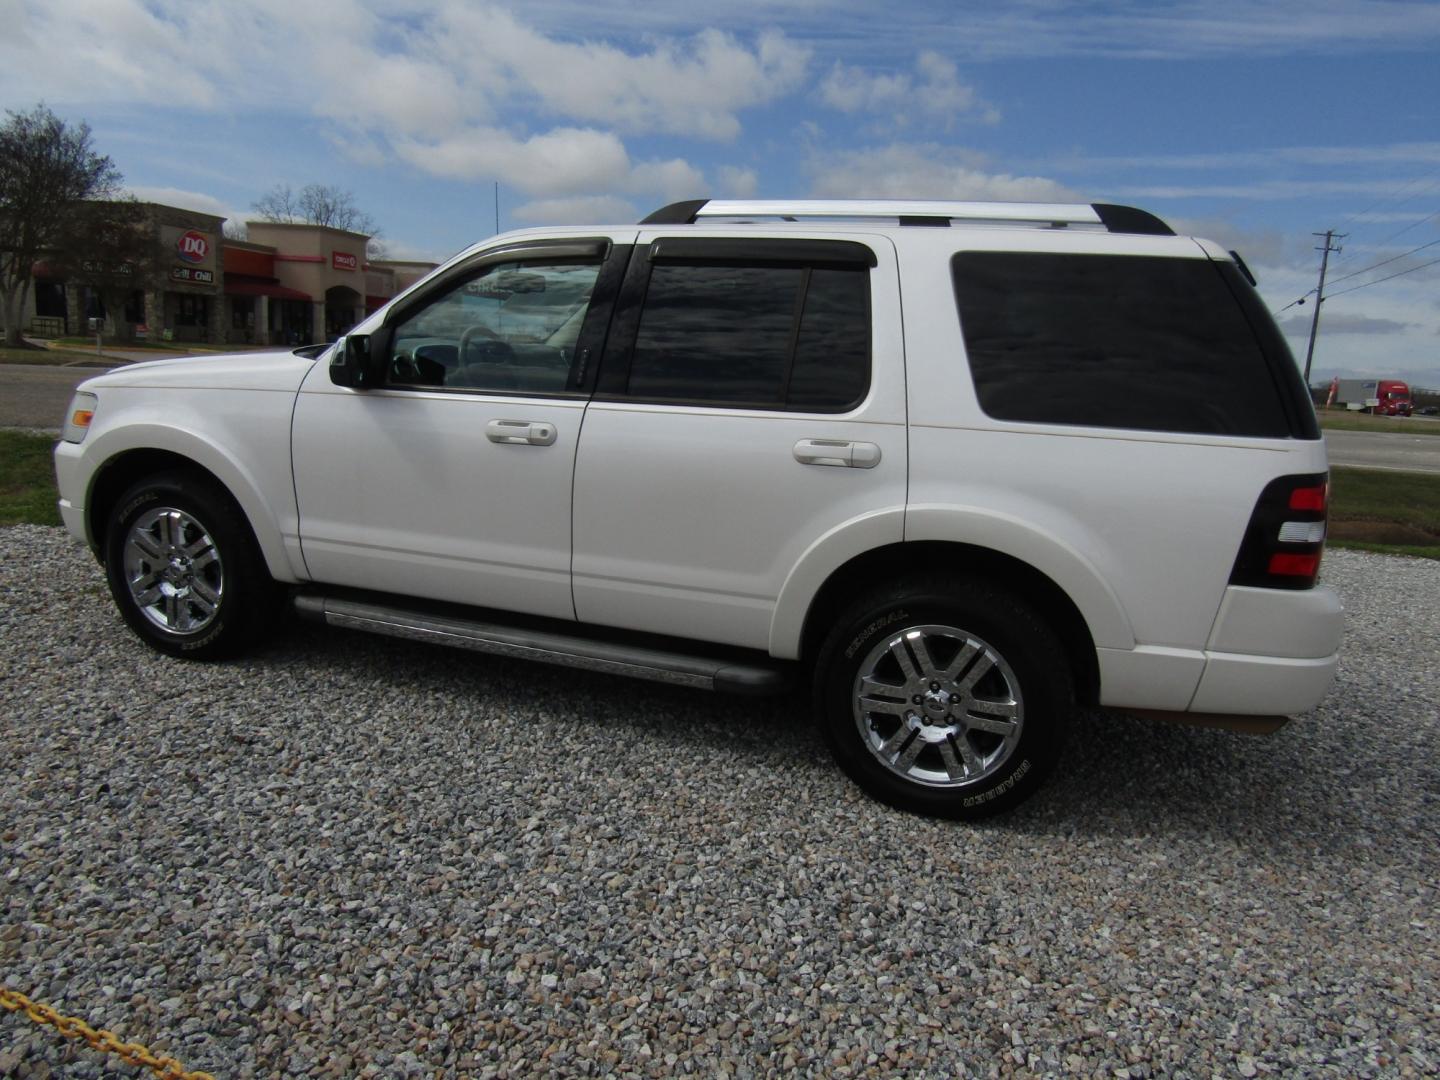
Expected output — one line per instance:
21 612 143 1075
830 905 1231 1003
1 527 1436 1078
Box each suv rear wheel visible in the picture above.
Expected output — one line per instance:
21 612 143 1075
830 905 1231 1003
814 575 1071 818
103 471 280 659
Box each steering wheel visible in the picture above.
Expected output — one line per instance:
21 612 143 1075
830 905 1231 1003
459 323 511 360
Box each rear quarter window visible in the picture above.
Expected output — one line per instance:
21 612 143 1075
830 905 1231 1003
951 252 1305 437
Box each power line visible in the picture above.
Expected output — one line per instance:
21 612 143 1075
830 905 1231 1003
1271 289 1316 318
1371 207 1440 249
1330 169 1440 266
1325 235 1440 287
1324 255 1440 298
1272 232 1440 315
1338 164 1440 225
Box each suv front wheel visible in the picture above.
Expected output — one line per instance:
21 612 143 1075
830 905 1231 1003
103 471 280 660
814 575 1071 818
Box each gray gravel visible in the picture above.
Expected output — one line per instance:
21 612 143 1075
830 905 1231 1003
1 527 1436 1078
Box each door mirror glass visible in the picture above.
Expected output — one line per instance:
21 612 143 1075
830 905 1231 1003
330 333 376 388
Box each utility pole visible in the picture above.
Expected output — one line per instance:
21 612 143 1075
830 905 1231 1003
1302 230 1344 386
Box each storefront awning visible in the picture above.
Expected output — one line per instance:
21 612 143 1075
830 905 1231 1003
225 279 312 301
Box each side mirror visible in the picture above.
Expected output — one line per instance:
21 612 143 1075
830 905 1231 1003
330 331 388 388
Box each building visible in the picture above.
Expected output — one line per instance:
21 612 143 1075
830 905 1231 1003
17 201 435 347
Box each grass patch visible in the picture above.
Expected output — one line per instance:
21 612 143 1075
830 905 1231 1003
1319 411 1440 437
1328 466 1440 560
0 431 61 526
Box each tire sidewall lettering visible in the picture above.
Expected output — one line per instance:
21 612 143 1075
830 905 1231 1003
844 608 909 659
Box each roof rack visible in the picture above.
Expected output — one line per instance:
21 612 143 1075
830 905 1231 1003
639 199 1174 236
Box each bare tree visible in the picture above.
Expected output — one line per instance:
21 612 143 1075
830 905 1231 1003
251 183 300 225
251 182 383 255
0 104 121 346
297 184 378 234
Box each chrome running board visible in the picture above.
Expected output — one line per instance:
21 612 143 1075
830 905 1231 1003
293 593 789 696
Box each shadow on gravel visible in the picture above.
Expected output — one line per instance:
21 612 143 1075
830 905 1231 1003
261 618 821 754
253 620 1424 856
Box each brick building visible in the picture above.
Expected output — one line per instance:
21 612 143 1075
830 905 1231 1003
19 201 434 347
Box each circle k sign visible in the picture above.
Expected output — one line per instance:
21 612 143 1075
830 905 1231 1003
177 230 209 264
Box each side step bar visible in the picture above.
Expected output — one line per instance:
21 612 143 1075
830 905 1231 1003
293 593 790 696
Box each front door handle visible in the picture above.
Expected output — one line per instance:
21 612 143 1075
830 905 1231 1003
793 439 881 469
486 419 557 446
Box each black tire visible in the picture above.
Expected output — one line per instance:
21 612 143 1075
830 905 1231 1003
103 470 280 660
813 574 1072 819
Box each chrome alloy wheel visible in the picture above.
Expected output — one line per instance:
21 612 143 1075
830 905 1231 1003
853 624 1024 789
122 507 224 635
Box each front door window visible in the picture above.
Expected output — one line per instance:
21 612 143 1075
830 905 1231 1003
385 261 600 394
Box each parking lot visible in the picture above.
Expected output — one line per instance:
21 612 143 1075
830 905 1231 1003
1 526 1436 1077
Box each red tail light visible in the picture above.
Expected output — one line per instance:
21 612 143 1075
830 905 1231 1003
1230 473 1328 590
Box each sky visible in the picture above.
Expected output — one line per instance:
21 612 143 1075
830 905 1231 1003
2 0 1439 388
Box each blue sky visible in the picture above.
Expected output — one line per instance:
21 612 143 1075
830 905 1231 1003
3 0 1439 386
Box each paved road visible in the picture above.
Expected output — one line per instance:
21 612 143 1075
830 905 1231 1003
0 363 116 431
1323 426 1440 475
6 365 1440 475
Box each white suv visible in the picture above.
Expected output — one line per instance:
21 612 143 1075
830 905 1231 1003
54 199 1342 818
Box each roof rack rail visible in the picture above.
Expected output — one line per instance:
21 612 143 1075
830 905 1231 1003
639 199 1174 236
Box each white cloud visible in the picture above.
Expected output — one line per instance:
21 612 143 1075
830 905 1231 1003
718 166 760 198
1166 217 1290 266
627 159 707 201
359 2 1440 61
126 185 241 223
434 12 809 140
394 126 632 195
511 195 639 225
806 143 1079 202
0 2 805 147
394 126 707 203
1058 142 1440 172
1110 180 1431 201
819 51 997 125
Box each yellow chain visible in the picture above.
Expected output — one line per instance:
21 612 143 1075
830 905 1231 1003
0 986 216 1080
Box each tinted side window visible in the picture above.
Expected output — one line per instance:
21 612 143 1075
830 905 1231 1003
387 260 599 394
951 253 1294 437
625 263 870 410
789 269 870 408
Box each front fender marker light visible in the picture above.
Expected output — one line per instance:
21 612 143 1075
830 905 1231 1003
62 393 98 443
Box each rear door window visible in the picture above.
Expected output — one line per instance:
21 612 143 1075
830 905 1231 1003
613 241 873 411
951 252 1299 437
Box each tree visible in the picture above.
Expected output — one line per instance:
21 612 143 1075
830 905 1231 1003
251 182 384 255
0 105 121 346
47 199 168 342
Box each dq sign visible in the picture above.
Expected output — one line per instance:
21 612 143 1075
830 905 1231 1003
176 230 209 264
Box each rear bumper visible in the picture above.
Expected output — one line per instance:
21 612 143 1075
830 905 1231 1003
1188 650 1338 714
1098 584 1343 718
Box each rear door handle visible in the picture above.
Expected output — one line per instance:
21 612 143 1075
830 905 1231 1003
486 419 557 446
793 439 881 469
